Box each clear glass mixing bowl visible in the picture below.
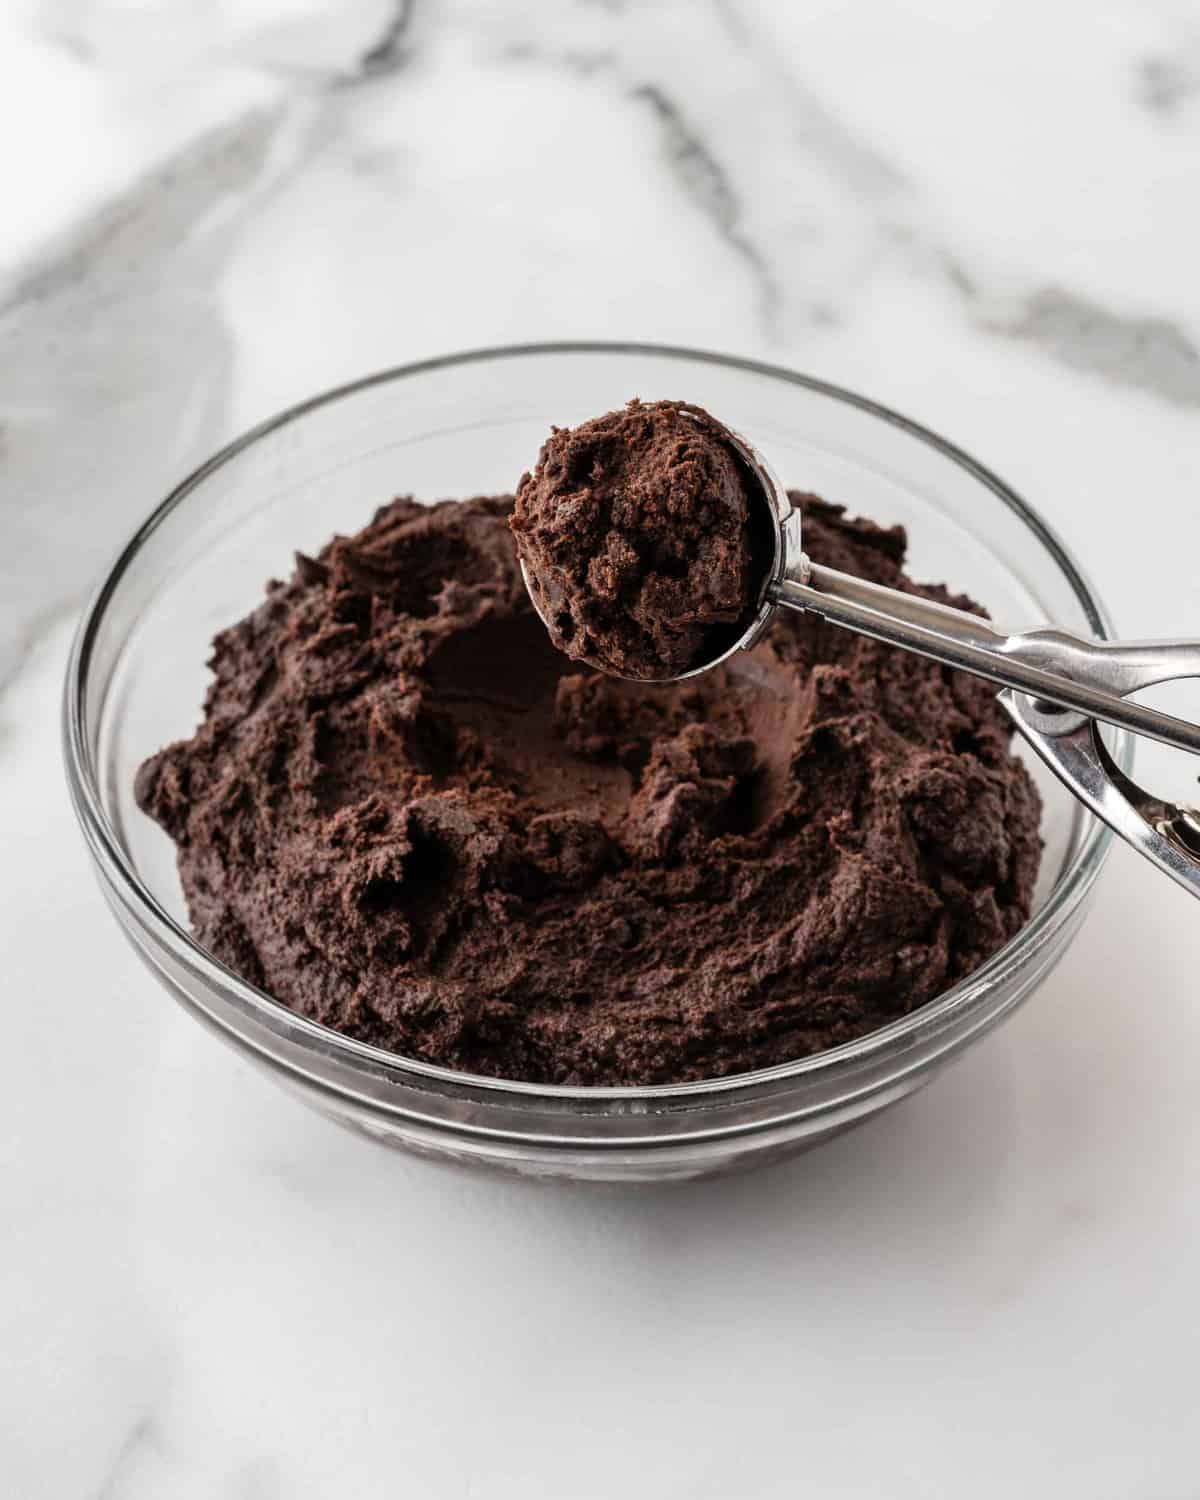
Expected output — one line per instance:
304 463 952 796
63 344 1128 1182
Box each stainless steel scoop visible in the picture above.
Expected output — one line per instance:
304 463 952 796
519 413 1200 898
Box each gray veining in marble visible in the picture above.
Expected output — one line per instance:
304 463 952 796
994 287 1200 409
6 9 1200 1490
93 1412 160 1500
357 0 418 79
1138 55 1200 115
0 108 281 686
633 81 781 331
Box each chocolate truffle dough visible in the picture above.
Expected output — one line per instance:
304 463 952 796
511 400 765 679
136 493 1042 1086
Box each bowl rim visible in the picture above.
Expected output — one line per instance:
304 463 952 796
63 339 1127 1105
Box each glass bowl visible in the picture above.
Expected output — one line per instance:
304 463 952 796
63 343 1128 1182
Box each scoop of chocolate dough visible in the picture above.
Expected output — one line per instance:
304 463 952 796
510 399 766 679
135 491 1042 1087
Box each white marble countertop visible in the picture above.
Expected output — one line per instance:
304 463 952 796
5 1 1200 1494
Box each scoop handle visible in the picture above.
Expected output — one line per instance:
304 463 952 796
1002 686 1200 900
771 559 1200 758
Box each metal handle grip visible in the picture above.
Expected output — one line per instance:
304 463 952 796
771 559 1200 757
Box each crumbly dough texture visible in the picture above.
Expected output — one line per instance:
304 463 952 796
136 493 1042 1086
510 400 763 679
